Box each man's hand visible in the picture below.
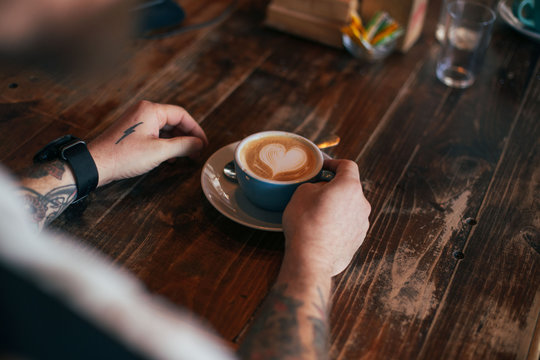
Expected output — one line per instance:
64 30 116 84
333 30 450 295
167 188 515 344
283 159 371 277
89 100 208 187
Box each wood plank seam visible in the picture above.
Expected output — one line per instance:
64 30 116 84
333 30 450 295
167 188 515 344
0 120 51 162
354 59 425 164
82 175 148 237
200 231 256 317
189 50 273 126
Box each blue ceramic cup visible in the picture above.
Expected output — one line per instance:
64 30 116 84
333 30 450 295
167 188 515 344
514 0 540 32
234 131 325 212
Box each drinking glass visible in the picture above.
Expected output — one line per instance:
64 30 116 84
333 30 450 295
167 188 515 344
436 1 496 88
436 0 499 42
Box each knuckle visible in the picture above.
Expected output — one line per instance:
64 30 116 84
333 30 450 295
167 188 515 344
139 99 152 107
343 159 359 170
134 100 154 113
179 107 190 119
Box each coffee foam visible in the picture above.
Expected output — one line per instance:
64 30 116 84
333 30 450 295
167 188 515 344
240 135 318 182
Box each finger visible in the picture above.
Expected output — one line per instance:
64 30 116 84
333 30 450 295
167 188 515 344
159 136 204 160
156 104 208 146
323 159 360 182
311 181 326 189
298 181 324 192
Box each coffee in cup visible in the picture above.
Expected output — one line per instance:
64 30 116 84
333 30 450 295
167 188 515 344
238 135 319 182
234 131 325 211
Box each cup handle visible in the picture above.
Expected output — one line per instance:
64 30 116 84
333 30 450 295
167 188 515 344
517 0 536 27
316 170 335 182
315 152 335 181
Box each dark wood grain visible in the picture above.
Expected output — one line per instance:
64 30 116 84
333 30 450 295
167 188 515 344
1 118 85 173
0 0 538 358
418 60 540 360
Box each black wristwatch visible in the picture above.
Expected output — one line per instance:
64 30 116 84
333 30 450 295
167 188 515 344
34 135 99 202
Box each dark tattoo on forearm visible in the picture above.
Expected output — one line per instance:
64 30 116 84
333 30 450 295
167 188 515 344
239 284 305 359
24 160 66 180
20 185 77 225
239 284 330 360
115 122 143 144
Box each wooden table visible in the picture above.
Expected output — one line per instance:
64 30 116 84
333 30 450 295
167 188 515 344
1 0 539 358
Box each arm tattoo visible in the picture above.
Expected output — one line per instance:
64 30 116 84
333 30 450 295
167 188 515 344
239 284 305 359
239 284 330 359
115 121 143 144
20 185 77 225
24 159 66 180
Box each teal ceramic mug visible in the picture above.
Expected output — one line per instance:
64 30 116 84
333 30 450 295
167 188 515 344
513 0 540 32
234 131 330 212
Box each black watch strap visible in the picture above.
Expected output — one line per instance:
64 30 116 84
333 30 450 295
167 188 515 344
34 135 99 202
60 141 99 202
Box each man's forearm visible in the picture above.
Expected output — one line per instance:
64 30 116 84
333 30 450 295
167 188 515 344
19 159 77 230
238 255 332 360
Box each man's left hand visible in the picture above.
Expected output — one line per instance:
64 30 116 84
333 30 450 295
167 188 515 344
88 100 208 187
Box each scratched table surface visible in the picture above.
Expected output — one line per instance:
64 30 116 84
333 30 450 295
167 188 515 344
1 0 539 359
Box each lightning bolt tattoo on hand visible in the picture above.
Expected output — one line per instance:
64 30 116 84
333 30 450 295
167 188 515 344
115 122 143 144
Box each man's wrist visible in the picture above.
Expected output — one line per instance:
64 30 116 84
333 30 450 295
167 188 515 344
280 250 334 285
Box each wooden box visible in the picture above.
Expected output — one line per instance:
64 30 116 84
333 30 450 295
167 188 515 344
265 0 357 48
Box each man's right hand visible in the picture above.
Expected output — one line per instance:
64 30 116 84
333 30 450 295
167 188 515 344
282 159 371 277
240 160 370 360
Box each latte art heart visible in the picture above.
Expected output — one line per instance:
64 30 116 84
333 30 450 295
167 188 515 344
259 144 307 178
241 134 318 182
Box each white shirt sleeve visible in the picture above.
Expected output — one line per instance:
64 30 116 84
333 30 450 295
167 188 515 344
0 166 237 360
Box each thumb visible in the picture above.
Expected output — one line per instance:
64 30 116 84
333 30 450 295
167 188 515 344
159 136 204 159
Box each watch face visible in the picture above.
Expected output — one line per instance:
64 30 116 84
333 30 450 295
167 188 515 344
34 135 77 163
